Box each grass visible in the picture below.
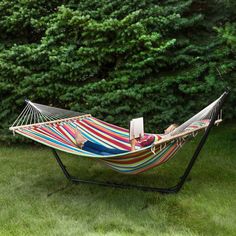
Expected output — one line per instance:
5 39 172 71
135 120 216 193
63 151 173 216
0 122 236 236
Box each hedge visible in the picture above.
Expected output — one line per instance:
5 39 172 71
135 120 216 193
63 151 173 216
0 0 235 142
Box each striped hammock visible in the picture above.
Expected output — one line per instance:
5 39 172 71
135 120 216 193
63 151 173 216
9 95 223 174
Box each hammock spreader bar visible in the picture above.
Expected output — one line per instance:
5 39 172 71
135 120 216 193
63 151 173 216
51 90 229 193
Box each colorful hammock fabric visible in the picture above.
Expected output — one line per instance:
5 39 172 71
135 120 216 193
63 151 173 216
10 96 223 174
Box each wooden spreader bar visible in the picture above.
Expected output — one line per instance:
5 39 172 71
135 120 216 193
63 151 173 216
9 114 91 131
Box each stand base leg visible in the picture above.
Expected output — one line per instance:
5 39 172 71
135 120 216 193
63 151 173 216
52 149 182 194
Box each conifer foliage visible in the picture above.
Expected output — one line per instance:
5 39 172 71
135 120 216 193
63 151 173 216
0 0 235 141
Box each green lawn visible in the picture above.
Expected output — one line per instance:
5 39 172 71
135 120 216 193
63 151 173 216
0 122 236 236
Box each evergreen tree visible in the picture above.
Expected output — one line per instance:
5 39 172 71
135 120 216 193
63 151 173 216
0 0 235 142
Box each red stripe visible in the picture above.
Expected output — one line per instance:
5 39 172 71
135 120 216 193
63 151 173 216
62 124 76 138
106 151 153 165
92 117 128 132
18 130 75 152
56 125 75 145
132 145 179 174
33 127 73 146
83 119 129 143
76 120 130 150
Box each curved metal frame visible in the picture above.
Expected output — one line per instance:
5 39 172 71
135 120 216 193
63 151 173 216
51 91 228 193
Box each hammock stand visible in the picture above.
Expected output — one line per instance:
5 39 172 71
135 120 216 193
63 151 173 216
50 91 228 193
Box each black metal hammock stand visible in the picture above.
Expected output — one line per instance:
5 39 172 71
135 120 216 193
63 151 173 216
10 91 229 193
